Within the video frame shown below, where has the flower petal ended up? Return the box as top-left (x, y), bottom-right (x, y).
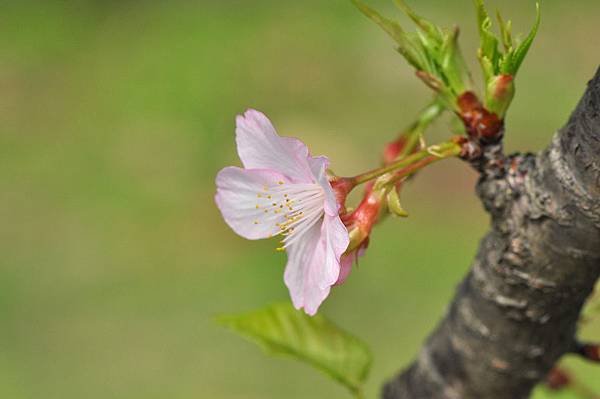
top-left (235, 109), bottom-right (313, 183)
top-left (335, 253), bottom-right (355, 286)
top-left (308, 155), bottom-right (339, 216)
top-left (284, 214), bottom-right (349, 315)
top-left (335, 239), bottom-right (368, 286)
top-left (215, 166), bottom-right (288, 240)
top-left (316, 214), bottom-right (349, 289)
top-left (283, 222), bottom-right (327, 315)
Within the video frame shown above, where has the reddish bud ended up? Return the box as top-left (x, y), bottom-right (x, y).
top-left (342, 183), bottom-right (384, 252)
top-left (478, 111), bottom-right (503, 140)
top-left (545, 367), bottom-right (571, 391)
top-left (486, 74), bottom-right (515, 118)
top-left (383, 137), bottom-right (408, 165)
top-left (457, 91), bottom-right (480, 113)
top-left (488, 74), bottom-right (514, 100)
top-left (457, 91), bottom-right (503, 141)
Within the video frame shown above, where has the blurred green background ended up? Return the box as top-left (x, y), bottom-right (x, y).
top-left (1, 0), bottom-right (599, 398)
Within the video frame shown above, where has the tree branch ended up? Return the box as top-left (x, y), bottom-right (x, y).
top-left (383, 68), bottom-right (600, 399)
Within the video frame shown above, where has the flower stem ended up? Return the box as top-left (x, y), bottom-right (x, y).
top-left (351, 140), bottom-right (461, 185)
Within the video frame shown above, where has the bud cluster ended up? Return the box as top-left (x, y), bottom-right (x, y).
top-left (354, 0), bottom-right (541, 163)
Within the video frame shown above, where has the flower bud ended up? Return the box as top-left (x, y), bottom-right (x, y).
top-left (383, 137), bottom-right (408, 165)
top-left (486, 74), bottom-right (515, 118)
top-left (342, 183), bottom-right (384, 252)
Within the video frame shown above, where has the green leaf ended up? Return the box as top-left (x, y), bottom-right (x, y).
top-left (503, 1), bottom-right (540, 75)
top-left (218, 302), bottom-right (373, 395)
top-left (474, 0), bottom-right (500, 78)
top-left (393, 0), bottom-right (444, 43)
top-left (440, 27), bottom-right (468, 94)
top-left (353, 0), bottom-right (471, 107)
top-left (496, 11), bottom-right (513, 52)
top-left (351, 0), bottom-right (424, 70)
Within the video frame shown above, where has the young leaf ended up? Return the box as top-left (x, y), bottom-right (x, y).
top-left (474, 0), bottom-right (500, 78)
top-left (351, 0), bottom-right (425, 70)
top-left (503, 2), bottom-right (540, 75)
top-left (218, 302), bottom-right (373, 396)
top-left (353, 0), bottom-right (470, 108)
top-left (496, 11), bottom-right (513, 52)
top-left (440, 27), bottom-right (468, 94)
top-left (393, 0), bottom-right (443, 43)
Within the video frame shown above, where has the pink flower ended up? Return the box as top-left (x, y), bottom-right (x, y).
top-left (215, 109), bottom-right (350, 315)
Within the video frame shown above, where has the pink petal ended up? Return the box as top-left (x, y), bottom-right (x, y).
top-left (335, 253), bottom-right (355, 286)
top-left (284, 214), bottom-right (349, 315)
top-left (235, 109), bottom-right (313, 183)
top-left (215, 166), bottom-right (288, 240)
top-left (308, 155), bottom-right (338, 216)
top-left (316, 215), bottom-right (349, 289)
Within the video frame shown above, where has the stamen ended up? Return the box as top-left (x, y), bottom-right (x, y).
top-left (254, 182), bottom-right (326, 252)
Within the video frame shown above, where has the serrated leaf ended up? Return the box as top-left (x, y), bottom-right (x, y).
top-left (496, 11), bottom-right (513, 51)
top-left (393, 0), bottom-right (444, 43)
top-left (351, 0), bottom-right (425, 70)
top-left (503, 1), bottom-right (540, 75)
top-left (474, 0), bottom-right (500, 77)
top-left (478, 52), bottom-right (495, 84)
top-left (353, 0), bottom-right (470, 105)
top-left (218, 302), bottom-right (373, 395)
top-left (440, 27), bottom-right (467, 94)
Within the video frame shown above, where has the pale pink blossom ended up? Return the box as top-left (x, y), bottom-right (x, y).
top-left (215, 109), bottom-right (349, 315)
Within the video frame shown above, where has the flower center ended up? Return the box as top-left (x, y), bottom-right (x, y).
top-left (255, 181), bottom-right (325, 251)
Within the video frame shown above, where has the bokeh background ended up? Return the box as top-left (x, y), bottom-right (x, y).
top-left (2, 0), bottom-right (599, 398)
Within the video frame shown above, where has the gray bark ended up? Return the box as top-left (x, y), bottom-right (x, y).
top-left (383, 68), bottom-right (600, 399)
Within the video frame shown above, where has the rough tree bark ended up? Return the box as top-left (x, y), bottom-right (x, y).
top-left (383, 69), bottom-right (600, 399)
